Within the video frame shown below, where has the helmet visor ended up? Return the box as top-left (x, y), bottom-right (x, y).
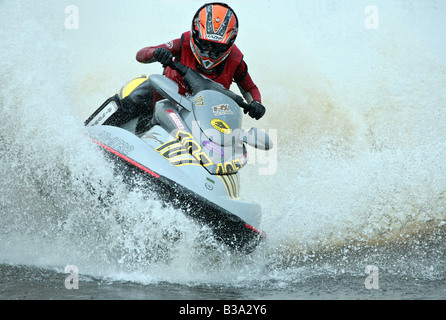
top-left (194, 37), bottom-right (231, 60)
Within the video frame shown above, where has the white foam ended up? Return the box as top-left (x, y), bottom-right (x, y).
top-left (0, 0), bottom-right (445, 284)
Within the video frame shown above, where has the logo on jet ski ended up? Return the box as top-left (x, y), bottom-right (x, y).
top-left (194, 95), bottom-right (204, 107)
top-left (90, 131), bottom-right (134, 156)
top-left (211, 119), bottom-right (231, 134)
top-left (166, 108), bottom-right (185, 130)
top-left (212, 104), bottom-right (233, 116)
top-left (203, 141), bottom-right (224, 156)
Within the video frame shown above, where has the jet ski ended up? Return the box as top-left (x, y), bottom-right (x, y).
top-left (84, 59), bottom-right (273, 253)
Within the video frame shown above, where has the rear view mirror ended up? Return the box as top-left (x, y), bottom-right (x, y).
top-left (240, 127), bottom-right (273, 150)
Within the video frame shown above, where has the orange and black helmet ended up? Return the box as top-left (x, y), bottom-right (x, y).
top-left (191, 2), bottom-right (239, 70)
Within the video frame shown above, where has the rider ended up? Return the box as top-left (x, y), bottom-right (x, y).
top-left (105, 2), bottom-right (266, 128)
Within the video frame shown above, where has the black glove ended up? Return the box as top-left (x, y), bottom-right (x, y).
top-left (153, 47), bottom-right (173, 67)
top-left (246, 101), bottom-right (266, 120)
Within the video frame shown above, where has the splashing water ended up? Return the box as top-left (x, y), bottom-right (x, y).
top-left (0, 0), bottom-right (445, 290)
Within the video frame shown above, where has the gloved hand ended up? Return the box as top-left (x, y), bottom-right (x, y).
top-left (245, 101), bottom-right (266, 120)
top-left (153, 47), bottom-right (173, 67)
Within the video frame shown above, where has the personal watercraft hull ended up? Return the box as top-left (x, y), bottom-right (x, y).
top-left (84, 63), bottom-right (272, 253)
top-left (87, 125), bottom-right (265, 253)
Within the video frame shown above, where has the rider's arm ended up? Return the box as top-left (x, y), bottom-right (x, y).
top-left (234, 60), bottom-right (262, 104)
top-left (136, 38), bottom-right (182, 64)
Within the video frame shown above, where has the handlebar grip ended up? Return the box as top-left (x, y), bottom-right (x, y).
top-left (241, 101), bottom-right (250, 112)
top-left (169, 60), bottom-right (188, 78)
top-left (233, 95), bottom-right (250, 113)
top-left (166, 59), bottom-right (250, 111)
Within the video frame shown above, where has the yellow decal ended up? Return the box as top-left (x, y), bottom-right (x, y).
top-left (176, 131), bottom-right (213, 167)
top-left (194, 95), bottom-right (204, 107)
top-left (215, 159), bottom-right (242, 175)
top-left (119, 75), bottom-right (150, 99)
top-left (156, 140), bottom-right (199, 166)
top-left (211, 119), bottom-right (231, 135)
top-left (219, 174), bottom-right (240, 200)
top-left (155, 131), bottom-right (213, 167)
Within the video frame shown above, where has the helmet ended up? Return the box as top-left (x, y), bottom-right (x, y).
top-left (191, 2), bottom-right (239, 70)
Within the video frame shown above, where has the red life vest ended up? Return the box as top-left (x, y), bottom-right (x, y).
top-left (165, 31), bottom-right (244, 95)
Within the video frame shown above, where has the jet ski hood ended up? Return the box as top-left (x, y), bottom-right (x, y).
top-left (192, 90), bottom-right (243, 147)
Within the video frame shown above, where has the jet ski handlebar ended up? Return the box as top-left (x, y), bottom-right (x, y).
top-left (166, 59), bottom-right (251, 113)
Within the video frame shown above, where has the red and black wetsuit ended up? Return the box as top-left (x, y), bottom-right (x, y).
top-left (136, 31), bottom-right (262, 105)
top-left (105, 31), bottom-right (262, 127)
